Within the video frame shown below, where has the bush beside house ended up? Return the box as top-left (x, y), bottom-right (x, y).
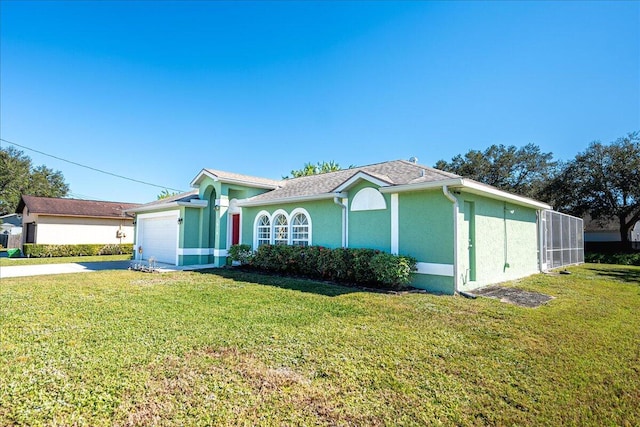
top-left (585, 252), bottom-right (640, 266)
top-left (23, 243), bottom-right (134, 258)
top-left (230, 244), bottom-right (417, 290)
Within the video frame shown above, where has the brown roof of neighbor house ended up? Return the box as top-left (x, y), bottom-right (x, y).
top-left (16, 195), bottom-right (141, 219)
top-left (244, 159), bottom-right (460, 202)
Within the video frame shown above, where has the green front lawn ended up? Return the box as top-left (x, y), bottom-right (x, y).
top-left (0, 254), bottom-right (132, 267)
top-left (1, 264), bottom-right (638, 426)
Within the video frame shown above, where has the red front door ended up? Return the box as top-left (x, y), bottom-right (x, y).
top-left (231, 214), bottom-right (240, 245)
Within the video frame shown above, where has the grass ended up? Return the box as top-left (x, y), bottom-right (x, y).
top-left (0, 254), bottom-right (132, 267)
top-left (0, 264), bottom-right (638, 426)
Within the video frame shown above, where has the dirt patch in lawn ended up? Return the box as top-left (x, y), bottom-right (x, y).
top-left (472, 286), bottom-right (554, 308)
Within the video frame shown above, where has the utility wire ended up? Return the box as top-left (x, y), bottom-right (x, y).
top-left (0, 138), bottom-right (186, 192)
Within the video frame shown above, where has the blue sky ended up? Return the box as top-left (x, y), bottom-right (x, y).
top-left (1, 1), bottom-right (638, 203)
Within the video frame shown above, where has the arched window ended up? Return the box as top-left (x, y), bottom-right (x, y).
top-left (351, 187), bottom-right (386, 211)
top-left (273, 214), bottom-right (288, 245)
top-left (291, 212), bottom-right (310, 246)
top-left (256, 214), bottom-right (271, 247)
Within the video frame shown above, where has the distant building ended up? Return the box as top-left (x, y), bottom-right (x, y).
top-left (583, 214), bottom-right (640, 251)
top-left (16, 195), bottom-right (140, 246)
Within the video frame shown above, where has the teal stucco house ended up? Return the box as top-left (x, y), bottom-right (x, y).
top-left (128, 159), bottom-right (577, 294)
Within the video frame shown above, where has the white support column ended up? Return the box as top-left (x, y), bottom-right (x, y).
top-left (391, 193), bottom-right (399, 254)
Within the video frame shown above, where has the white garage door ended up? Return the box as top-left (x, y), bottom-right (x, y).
top-left (139, 216), bottom-right (178, 265)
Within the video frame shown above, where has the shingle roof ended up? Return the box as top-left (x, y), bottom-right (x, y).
top-left (195, 169), bottom-right (282, 189)
top-left (132, 190), bottom-right (200, 209)
top-left (17, 195), bottom-right (140, 219)
top-left (245, 160), bottom-right (460, 202)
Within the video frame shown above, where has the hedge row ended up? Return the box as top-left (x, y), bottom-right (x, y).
top-left (231, 244), bottom-right (417, 290)
top-left (23, 243), bottom-right (134, 258)
top-left (585, 252), bottom-right (640, 266)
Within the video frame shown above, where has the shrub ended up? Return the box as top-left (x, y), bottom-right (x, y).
top-left (370, 253), bottom-right (417, 290)
top-left (228, 244), bottom-right (254, 265)
top-left (23, 243), bottom-right (134, 258)
top-left (249, 244), bottom-right (417, 290)
top-left (585, 252), bottom-right (640, 266)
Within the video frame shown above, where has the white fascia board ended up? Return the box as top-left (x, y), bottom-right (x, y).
top-left (379, 178), bottom-right (551, 210)
top-left (237, 192), bottom-right (348, 207)
top-left (190, 169), bottom-right (279, 190)
top-left (459, 180), bottom-right (552, 210)
top-left (379, 178), bottom-right (464, 194)
top-left (177, 200), bottom-right (208, 208)
top-left (127, 199), bottom-right (208, 214)
top-left (333, 172), bottom-right (391, 192)
top-left (127, 204), bottom-right (182, 214)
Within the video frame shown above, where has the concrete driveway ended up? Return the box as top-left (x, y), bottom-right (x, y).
top-left (0, 260), bottom-right (132, 279)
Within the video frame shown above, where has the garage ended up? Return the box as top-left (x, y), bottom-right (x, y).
top-left (137, 213), bottom-right (178, 265)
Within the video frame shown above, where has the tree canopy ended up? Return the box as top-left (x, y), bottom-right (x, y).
top-left (548, 132), bottom-right (640, 245)
top-left (285, 161), bottom-right (350, 179)
top-left (434, 143), bottom-right (558, 200)
top-left (0, 146), bottom-right (69, 215)
top-left (157, 189), bottom-right (179, 200)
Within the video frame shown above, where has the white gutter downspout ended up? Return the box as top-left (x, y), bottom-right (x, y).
top-left (537, 210), bottom-right (546, 273)
top-left (442, 186), bottom-right (459, 294)
top-left (334, 196), bottom-right (348, 247)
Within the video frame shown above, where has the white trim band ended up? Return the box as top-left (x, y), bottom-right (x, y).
top-left (177, 248), bottom-right (228, 257)
top-left (416, 262), bottom-right (454, 277)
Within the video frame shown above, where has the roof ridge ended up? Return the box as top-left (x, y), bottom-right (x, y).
top-left (204, 168), bottom-right (282, 183)
top-left (22, 195), bottom-right (140, 205)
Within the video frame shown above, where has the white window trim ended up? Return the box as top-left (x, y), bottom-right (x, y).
top-left (252, 208), bottom-right (313, 248)
top-left (253, 210), bottom-right (271, 249)
top-left (290, 207), bottom-right (312, 246)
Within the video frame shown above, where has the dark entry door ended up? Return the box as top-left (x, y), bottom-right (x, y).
top-left (231, 214), bottom-right (240, 245)
top-left (25, 222), bottom-right (36, 244)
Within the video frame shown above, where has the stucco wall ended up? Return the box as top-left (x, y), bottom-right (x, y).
top-left (29, 215), bottom-right (134, 245)
top-left (457, 193), bottom-right (539, 291)
top-left (348, 182), bottom-right (391, 251)
top-left (398, 190), bottom-right (454, 264)
top-left (241, 200), bottom-right (343, 249)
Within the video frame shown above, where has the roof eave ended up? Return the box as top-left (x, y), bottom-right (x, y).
top-left (237, 192), bottom-right (348, 207)
top-left (125, 199), bottom-right (208, 214)
top-left (28, 213), bottom-right (135, 220)
top-left (379, 178), bottom-right (551, 210)
top-left (457, 180), bottom-right (552, 210)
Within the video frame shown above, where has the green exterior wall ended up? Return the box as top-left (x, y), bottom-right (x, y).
top-left (398, 190), bottom-right (454, 264)
top-left (241, 199), bottom-right (343, 249)
top-left (456, 192), bottom-right (540, 292)
top-left (347, 181), bottom-right (391, 251)
top-left (181, 207), bottom-right (202, 248)
top-left (397, 189), bottom-right (456, 294)
top-left (410, 273), bottom-right (455, 295)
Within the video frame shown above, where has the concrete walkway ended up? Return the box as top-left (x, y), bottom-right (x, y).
top-left (0, 260), bottom-right (219, 279)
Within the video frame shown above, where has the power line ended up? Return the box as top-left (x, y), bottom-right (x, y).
top-left (0, 138), bottom-right (186, 192)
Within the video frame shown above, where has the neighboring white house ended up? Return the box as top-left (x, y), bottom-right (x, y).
top-left (0, 213), bottom-right (22, 235)
top-left (583, 214), bottom-right (640, 250)
top-left (16, 195), bottom-right (140, 246)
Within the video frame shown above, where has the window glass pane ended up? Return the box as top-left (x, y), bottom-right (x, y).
top-left (273, 214), bottom-right (288, 244)
top-left (256, 215), bottom-right (271, 246)
top-left (291, 213), bottom-right (310, 246)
